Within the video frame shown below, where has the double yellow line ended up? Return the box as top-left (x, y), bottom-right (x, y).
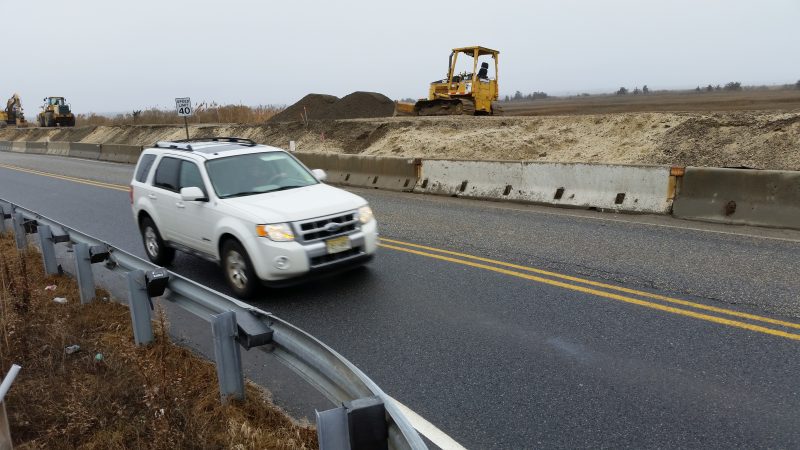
top-left (1, 161), bottom-right (797, 341)
top-left (0, 163), bottom-right (130, 192)
top-left (379, 238), bottom-right (800, 341)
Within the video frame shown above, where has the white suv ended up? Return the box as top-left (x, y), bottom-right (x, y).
top-left (130, 137), bottom-right (377, 298)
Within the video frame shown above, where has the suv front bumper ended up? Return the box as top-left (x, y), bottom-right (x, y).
top-left (248, 220), bottom-right (378, 282)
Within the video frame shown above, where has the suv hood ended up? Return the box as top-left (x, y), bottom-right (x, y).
top-left (222, 183), bottom-right (366, 223)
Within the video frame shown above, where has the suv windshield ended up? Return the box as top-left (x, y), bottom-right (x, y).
top-left (206, 151), bottom-right (318, 199)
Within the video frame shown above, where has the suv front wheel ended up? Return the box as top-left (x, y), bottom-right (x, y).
top-left (221, 240), bottom-right (258, 298)
top-left (140, 217), bottom-right (175, 266)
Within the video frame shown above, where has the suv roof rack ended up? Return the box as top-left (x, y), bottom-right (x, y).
top-left (152, 137), bottom-right (258, 151)
top-left (176, 137), bottom-right (257, 146)
top-left (153, 141), bottom-right (194, 150)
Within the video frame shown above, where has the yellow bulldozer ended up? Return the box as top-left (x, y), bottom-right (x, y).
top-left (38, 96), bottom-right (75, 127)
top-left (1, 93), bottom-right (27, 126)
top-left (397, 46), bottom-right (500, 116)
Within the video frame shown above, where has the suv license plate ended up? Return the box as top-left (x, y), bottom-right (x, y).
top-left (325, 236), bottom-right (351, 254)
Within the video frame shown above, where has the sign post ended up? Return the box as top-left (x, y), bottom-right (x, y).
top-left (175, 97), bottom-right (192, 140)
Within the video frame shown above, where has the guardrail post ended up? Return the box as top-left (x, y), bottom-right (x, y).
top-left (12, 212), bottom-right (26, 251)
top-left (37, 224), bottom-right (60, 275)
top-left (0, 205), bottom-right (6, 236)
top-left (74, 243), bottom-right (96, 304)
top-left (316, 407), bottom-right (349, 450)
top-left (0, 364), bottom-right (21, 450)
top-left (0, 400), bottom-right (10, 450)
top-left (126, 270), bottom-right (154, 345)
top-left (317, 396), bottom-right (389, 450)
top-left (211, 311), bottom-right (245, 403)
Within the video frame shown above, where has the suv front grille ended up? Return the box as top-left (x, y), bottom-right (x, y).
top-left (296, 212), bottom-right (358, 243)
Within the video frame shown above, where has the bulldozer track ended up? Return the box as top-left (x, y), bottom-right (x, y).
top-left (416, 98), bottom-right (476, 116)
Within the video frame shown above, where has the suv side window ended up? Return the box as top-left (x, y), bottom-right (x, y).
top-left (179, 161), bottom-right (206, 195)
top-left (153, 157), bottom-right (181, 191)
top-left (135, 154), bottom-right (157, 183)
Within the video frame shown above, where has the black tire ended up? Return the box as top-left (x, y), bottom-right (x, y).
top-left (140, 217), bottom-right (175, 266)
top-left (45, 113), bottom-right (54, 127)
top-left (221, 239), bottom-right (258, 299)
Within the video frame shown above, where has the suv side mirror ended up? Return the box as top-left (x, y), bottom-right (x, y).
top-left (180, 186), bottom-right (207, 201)
top-left (312, 169), bottom-right (327, 182)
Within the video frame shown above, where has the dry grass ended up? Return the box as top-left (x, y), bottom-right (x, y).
top-left (0, 235), bottom-right (317, 449)
top-left (77, 102), bottom-right (285, 127)
top-left (500, 88), bottom-right (800, 116)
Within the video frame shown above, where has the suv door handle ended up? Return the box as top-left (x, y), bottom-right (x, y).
top-left (147, 194), bottom-right (157, 199)
top-left (175, 202), bottom-right (185, 208)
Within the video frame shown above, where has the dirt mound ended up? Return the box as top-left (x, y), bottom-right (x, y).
top-left (270, 91), bottom-right (395, 122)
top-left (270, 93), bottom-right (339, 123)
top-left (321, 91), bottom-right (395, 120)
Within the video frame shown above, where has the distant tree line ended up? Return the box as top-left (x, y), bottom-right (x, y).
top-left (616, 85), bottom-right (650, 95)
top-left (502, 91), bottom-right (550, 102)
top-left (691, 81), bottom-right (743, 93)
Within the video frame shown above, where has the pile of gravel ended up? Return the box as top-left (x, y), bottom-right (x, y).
top-left (269, 93), bottom-right (339, 123)
top-left (270, 91), bottom-right (394, 122)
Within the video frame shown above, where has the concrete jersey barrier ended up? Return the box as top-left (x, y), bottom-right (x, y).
top-left (68, 142), bottom-right (102, 160)
top-left (99, 144), bottom-right (143, 164)
top-left (25, 141), bottom-right (48, 155)
top-left (10, 141), bottom-right (26, 153)
top-left (294, 152), bottom-right (419, 191)
top-left (47, 141), bottom-right (71, 156)
top-left (673, 167), bottom-right (800, 230)
top-left (5, 139), bottom-right (798, 230)
top-left (416, 159), bottom-right (675, 214)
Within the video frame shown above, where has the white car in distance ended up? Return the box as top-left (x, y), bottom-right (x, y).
top-left (130, 137), bottom-right (377, 298)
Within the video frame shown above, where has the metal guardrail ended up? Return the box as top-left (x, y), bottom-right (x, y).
top-left (0, 198), bottom-right (426, 450)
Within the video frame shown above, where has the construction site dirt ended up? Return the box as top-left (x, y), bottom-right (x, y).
top-left (2, 109), bottom-right (799, 171)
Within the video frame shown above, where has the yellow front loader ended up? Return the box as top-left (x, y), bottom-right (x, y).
top-left (38, 96), bottom-right (75, 127)
top-left (399, 46), bottom-right (500, 116)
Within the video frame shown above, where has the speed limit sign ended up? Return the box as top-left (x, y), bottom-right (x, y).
top-left (175, 97), bottom-right (192, 116)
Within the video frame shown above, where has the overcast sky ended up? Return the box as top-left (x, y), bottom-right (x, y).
top-left (5, 0), bottom-right (799, 114)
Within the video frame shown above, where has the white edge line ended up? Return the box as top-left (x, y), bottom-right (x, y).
top-left (386, 395), bottom-right (467, 450)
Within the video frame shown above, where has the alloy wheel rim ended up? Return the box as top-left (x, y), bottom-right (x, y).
top-left (144, 228), bottom-right (159, 257)
top-left (226, 251), bottom-right (248, 290)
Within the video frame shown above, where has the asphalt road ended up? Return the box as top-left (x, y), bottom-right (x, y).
top-left (1, 152), bottom-right (799, 449)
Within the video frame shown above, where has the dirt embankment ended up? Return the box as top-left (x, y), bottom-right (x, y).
top-left (1, 111), bottom-right (799, 170)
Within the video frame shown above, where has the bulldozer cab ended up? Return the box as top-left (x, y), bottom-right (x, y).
top-left (446, 46), bottom-right (499, 86)
top-left (416, 46), bottom-right (499, 115)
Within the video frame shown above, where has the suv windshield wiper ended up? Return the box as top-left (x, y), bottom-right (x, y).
top-left (224, 190), bottom-right (265, 198)
top-left (264, 185), bottom-right (305, 193)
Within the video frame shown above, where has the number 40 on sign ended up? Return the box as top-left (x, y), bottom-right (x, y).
top-left (175, 97), bottom-right (192, 116)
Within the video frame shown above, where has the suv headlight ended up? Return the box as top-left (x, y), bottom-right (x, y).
top-left (256, 223), bottom-right (295, 242)
top-left (358, 205), bottom-right (374, 224)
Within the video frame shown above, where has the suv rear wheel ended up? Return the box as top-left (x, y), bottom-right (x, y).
top-left (222, 240), bottom-right (258, 298)
top-left (140, 217), bottom-right (175, 266)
